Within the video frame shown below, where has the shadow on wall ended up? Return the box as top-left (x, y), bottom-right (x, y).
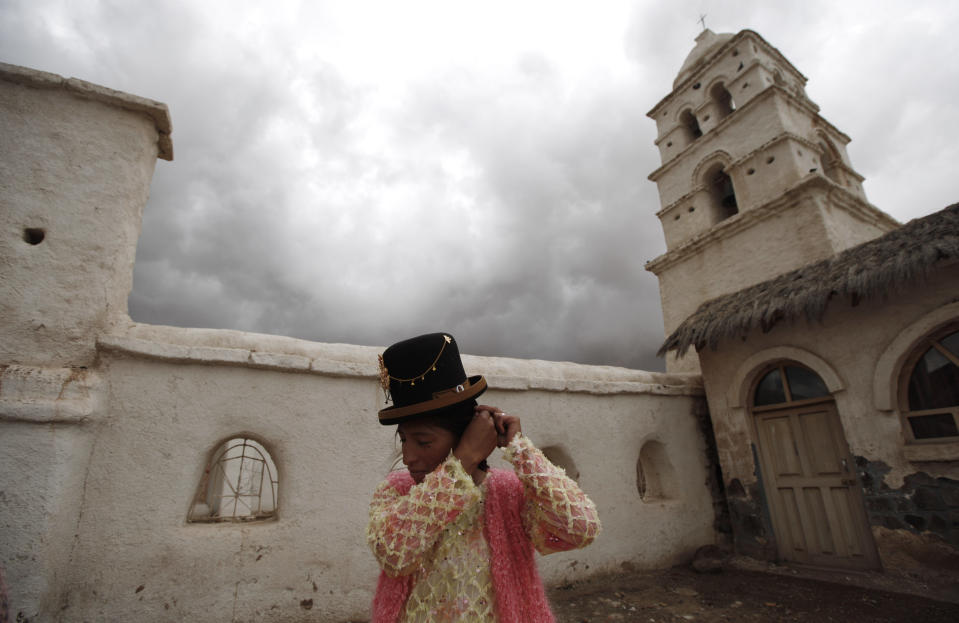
top-left (541, 445), bottom-right (580, 481)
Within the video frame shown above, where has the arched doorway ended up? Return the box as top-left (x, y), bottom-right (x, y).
top-left (750, 362), bottom-right (879, 569)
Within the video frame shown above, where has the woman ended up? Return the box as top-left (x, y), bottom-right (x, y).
top-left (367, 332), bottom-right (601, 622)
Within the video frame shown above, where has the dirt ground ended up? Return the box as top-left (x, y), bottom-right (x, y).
top-left (546, 558), bottom-right (959, 623)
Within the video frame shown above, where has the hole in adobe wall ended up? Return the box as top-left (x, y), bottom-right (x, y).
top-left (667, 141), bottom-right (673, 147)
top-left (766, 156), bottom-right (775, 164)
top-left (797, 149), bottom-right (803, 157)
top-left (674, 214), bottom-right (681, 220)
top-left (738, 62), bottom-right (744, 71)
top-left (23, 228), bottom-right (45, 245)
top-left (703, 114), bottom-right (710, 122)
top-left (732, 49), bottom-right (739, 57)
top-left (742, 82), bottom-right (749, 89)
top-left (693, 82), bottom-right (701, 90)
top-left (688, 206), bottom-right (695, 213)
top-left (747, 168), bottom-right (756, 175)
top-left (637, 440), bottom-right (676, 501)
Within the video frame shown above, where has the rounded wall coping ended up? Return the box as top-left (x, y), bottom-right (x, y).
top-left (0, 61), bottom-right (173, 160)
top-left (872, 301), bottom-right (959, 411)
top-left (727, 345), bottom-right (844, 408)
top-left (97, 323), bottom-right (705, 397)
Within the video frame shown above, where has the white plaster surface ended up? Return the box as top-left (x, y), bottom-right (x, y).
top-left (0, 63), bottom-right (170, 368)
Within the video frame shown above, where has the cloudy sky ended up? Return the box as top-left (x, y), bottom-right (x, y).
top-left (2, 1), bottom-right (957, 370)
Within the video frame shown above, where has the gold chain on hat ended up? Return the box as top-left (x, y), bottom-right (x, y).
top-left (378, 335), bottom-right (452, 404)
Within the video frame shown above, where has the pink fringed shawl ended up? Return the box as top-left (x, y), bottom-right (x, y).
top-left (370, 468), bottom-right (555, 623)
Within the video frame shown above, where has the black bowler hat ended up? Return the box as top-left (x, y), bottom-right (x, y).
top-left (377, 332), bottom-right (487, 425)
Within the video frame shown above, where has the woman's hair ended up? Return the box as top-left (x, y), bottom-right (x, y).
top-left (419, 399), bottom-right (477, 438)
top-left (393, 399), bottom-right (489, 471)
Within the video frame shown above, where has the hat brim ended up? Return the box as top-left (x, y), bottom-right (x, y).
top-left (378, 375), bottom-right (487, 425)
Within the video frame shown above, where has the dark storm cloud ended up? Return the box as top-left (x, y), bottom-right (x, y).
top-left (377, 57), bottom-right (667, 367)
top-left (4, 1), bottom-right (957, 373)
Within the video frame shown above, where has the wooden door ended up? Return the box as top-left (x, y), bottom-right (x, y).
top-left (754, 401), bottom-right (880, 570)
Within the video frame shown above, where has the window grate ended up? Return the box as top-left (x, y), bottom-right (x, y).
top-left (188, 437), bottom-right (279, 523)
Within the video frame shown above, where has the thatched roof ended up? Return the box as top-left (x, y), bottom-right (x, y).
top-left (659, 203), bottom-right (959, 356)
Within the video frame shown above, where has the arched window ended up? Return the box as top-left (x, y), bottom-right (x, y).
top-left (680, 109), bottom-right (702, 142)
top-left (818, 139), bottom-right (842, 184)
top-left (753, 363), bottom-right (829, 407)
top-left (704, 164), bottom-right (738, 222)
top-left (710, 82), bottom-right (735, 120)
top-left (188, 437), bottom-right (279, 523)
top-left (900, 326), bottom-right (959, 441)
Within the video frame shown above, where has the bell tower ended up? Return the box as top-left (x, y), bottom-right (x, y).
top-left (645, 29), bottom-right (898, 373)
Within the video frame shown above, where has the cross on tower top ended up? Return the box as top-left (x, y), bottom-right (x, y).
top-left (698, 14), bottom-right (707, 31)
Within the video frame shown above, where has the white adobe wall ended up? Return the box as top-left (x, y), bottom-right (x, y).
top-left (0, 62), bottom-right (171, 368)
top-left (40, 325), bottom-right (709, 623)
top-left (0, 65), bottom-right (717, 622)
top-left (0, 62), bottom-right (172, 621)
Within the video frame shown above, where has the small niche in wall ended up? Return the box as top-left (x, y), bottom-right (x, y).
top-left (636, 440), bottom-right (676, 501)
top-left (541, 444), bottom-right (580, 481)
top-left (188, 436), bottom-right (279, 523)
top-left (23, 228), bottom-right (45, 245)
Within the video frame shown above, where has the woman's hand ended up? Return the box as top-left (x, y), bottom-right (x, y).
top-left (453, 408), bottom-right (499, 484)
top-left (476, 404), bottom-right (522, 447)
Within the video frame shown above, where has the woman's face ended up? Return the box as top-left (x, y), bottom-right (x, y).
top-left (397, 419), bottom-right (457, 484)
